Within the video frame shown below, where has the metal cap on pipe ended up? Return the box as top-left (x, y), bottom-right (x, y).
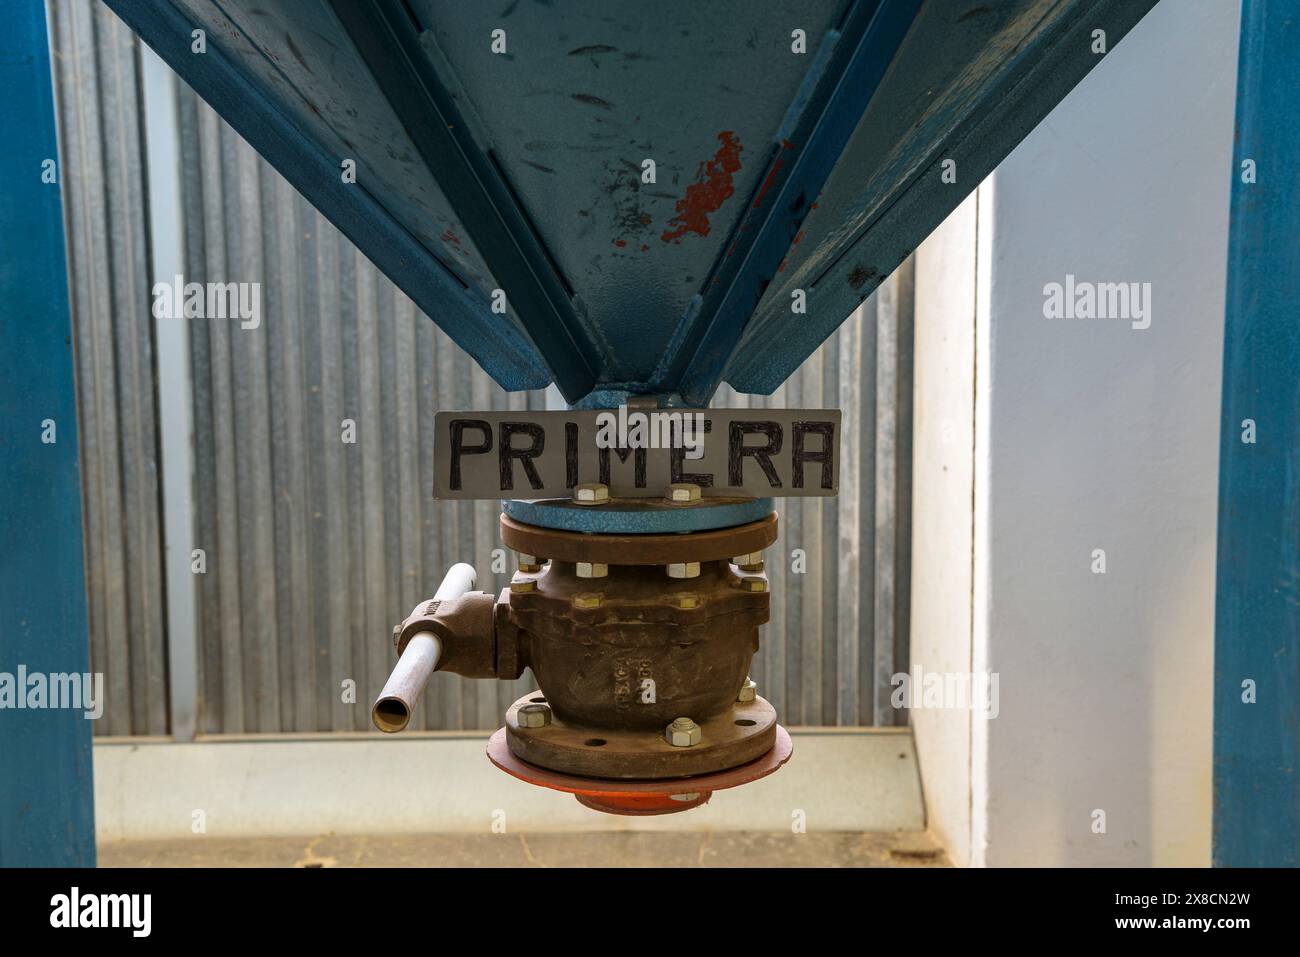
top-left (371, 563), bottom-right (477, 733)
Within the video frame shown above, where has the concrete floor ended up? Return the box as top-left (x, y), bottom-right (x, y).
top-left (98, 830), bottom-right (950, 867)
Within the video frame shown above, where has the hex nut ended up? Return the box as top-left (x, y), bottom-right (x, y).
top-left (676, 594), bottom-right (700, 610)
top-left (738, 576), bottom-right (768, 593)
top-left (573, 594), bottom-right (602, 609)
top-left (518, 703), bottom-right (551, 728)
top-left (667, 483), bottom-right (702, 503)
top-left (733, 551), bottom-right (765, 572)
top-left (665, 716), bottom-right (702, 747)
top-left (667, 561), bottom-right (701, 579)
top-left (572, 482), bottom-right (610, 506)
top-left (737, 677), bottom-right (757, 703)
top-left (510, 578), bottom-right (537, 594)
top-left (577, 561), bottom-right (609, 579)
top-left (518, 552), bottom-right (543, 573)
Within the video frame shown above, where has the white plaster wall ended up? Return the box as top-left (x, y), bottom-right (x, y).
top-left (910, 192), bottom-right (978, 866)
top-left (911, 0), bottom-right (1238, 866)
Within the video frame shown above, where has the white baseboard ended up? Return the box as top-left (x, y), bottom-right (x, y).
top-left (93, 728), bottom-right (925, 840)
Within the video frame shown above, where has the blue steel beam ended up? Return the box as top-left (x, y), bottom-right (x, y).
top-left (326, 0), bottom-right (600, 402)
top-left (1213, 0), bottom-right (1300, 867)
top-left (650, 0), bottom-right (920, 403)
top-left (0, 0), bottom-right (96, 867)
top-left (104, 0), bottom-right (1159, 405)
top-left (399, 0), bottom-right (851, 390)
top-left (721, 0), bottom-right (1159, 399)
top-left (103, 0), bottom-right (554, 394)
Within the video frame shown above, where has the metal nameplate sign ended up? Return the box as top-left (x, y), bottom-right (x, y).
top-left (434, 408), bottom-right (841, 500)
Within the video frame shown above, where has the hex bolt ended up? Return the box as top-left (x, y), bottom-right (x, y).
top-left (667, 561), bottom-right (701, 579)
top-left (667, 483), bottom-right (702, 503)
top-left (518, 552), bottom-right (543, 573)
top-left (518, 703), bottom-right (551, 728)
top-left (577, 561), bottom-right (609, 579)
top-left (733, 551), bottom-right (764, 572)
top-left (510, 578), bottom-right (537, 594)
top-left (738, 576), bottom-right (768, 593)
top-left (665, 716), bottom-right (702, 747)
top-left (574, 594), bottom-right (602, 609)
top-left (676, 594), bottom-right (700, 610)
top-left (737, 677), bottom-right (757, 703)
top-left (572, 482), bottom-right (610, 506)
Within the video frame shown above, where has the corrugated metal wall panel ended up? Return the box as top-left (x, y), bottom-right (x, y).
top-left (56, 17), bottom-right (912, 732)
top-left (713, 272), bottom-right (911, 727)
top-left (50, 0), bottom-right (168, 736)
top-left (175, 85), bottom-right (552, 732)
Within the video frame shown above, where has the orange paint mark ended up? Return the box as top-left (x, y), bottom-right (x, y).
top-left (613, 239), bottom-right (627, 248)
top-left (660, 131), bottom-right (743, 243)
top-left (752, 139), bottom-right (794, 210)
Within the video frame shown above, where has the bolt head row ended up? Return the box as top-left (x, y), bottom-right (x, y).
top-left (665, 716), bottom-right (702, 747)
top-left (518, 703), bottom-right (551, 728)
top-left (572, 482), bottom-right (610, 506)
top-left (667, 561), bottom-right (701, 579)
top-left (668, 483), bottom-right (702, 503)
top-left (737, 677), bottom-right (757, 703)
top-left (571, 482), bottom-right (712, 506)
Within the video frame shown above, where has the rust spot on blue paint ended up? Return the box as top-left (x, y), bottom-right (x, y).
top-left (753, 139), bottom-right (794, 209)
top-left (661, 131), bottom-right (743, 243)
top-left (848, 264), bottom-right (878, 289)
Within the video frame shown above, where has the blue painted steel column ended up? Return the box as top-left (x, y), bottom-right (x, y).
top-left (1213, 0), bottom-right (1300, 867)
top-left (0, 0), bottom-right (96, 866)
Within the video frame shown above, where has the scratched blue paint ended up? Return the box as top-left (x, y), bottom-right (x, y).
top-left (106, 0), bottom-right (1153, 405)
top-left (0, 0), bottom-right (96, 867)
top-left (1212, 0), bottom-right (1300, 868)
top-left (414, 0), bottom-right (847, 388)
top-left (504, 497), bottom-right (773, 534)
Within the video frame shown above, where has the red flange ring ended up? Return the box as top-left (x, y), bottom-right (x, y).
top-left (487, 725), bottom-right (793, 816)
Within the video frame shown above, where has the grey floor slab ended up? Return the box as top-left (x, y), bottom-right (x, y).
top-left (98, 830), bottom-right (950, 868)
